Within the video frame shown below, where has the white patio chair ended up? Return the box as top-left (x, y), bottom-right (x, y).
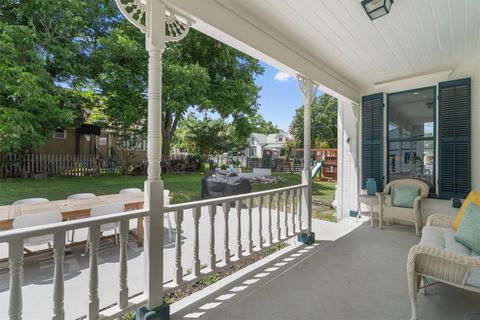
top-left (67, 193), bottom-right (96, 200)
top-left (13, 211), bottom-right (63, 251)
top-left (85, 203), bottom-right (124, 254)
top-left (119, 188), bottom-right (142, 194)
top-left (119, 188), bottom-right (172, 242)
top-left (67, 193), bottom-right (97, 243)
top-left (376, 179), bottom-right (429, 236)
top-left (13, 198), bottom-right (49, 205)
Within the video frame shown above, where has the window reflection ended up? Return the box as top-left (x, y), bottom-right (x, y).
top-left (387, 87), bottom-right (436, 193)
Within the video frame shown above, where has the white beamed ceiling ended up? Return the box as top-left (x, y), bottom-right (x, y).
top-left (169, 0), bottom-right (480, 99)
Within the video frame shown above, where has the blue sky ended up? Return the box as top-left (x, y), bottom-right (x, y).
top-left (254, 62), bottom-right (323, 131)
top-left (254, 62), bottom-right (302, 131)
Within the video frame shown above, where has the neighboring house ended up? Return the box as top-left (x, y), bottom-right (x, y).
top-left (246, 130), bottom-right (291, 159)
top-left (36, 126), bottom-right (147, 161)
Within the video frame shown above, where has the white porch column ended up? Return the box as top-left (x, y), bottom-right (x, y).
top-left (143, 0), bottom-right (166, 311)
top-left (298, 77), bottom-right (317, 234)
top-left (114, 1), bottom-right (191, 316)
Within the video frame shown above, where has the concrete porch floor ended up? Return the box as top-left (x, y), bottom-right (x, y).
top-left (0, 206), bottom-right (365, 319)
top-left (172, 223), bottom-right (480, 320)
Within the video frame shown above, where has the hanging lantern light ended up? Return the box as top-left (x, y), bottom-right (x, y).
top-left (361, 0), bottom-right (393, 21)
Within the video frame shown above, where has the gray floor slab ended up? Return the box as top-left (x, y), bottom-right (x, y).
top-left (0, 205), bottom-right (315, 319)
top-left (173, 223), bottom-right (480, 320)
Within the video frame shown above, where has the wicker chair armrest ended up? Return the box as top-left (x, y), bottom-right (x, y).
top-left (426, 214), bottom-right (456, 228)
top-left (375, 192), bottom-right (385, 203)
top-left (409, 244), bottom-right (480, 268)
top-left (413, 196), bottom-right (423, 210)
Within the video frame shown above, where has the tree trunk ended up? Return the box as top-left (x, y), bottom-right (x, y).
top-left (162, 111), bottom-right (180, 159)
top-left (162, 132), bottom-right (172, 159)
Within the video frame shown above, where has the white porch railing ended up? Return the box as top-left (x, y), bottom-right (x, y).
top-left (0, 184), bottom-right (306, 320)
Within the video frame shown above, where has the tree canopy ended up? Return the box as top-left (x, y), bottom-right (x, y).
top-left (0, 0), bottom-right (266, 157)
top-left (289, 94), bottom-right (338, 148)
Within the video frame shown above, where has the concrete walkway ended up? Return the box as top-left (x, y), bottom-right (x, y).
top-left (173, 223), bottom-right (480, 320)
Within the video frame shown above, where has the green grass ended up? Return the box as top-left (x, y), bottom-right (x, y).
top-left (312, 179), bottom-right (337, 222)
top-left (0, 172), bottom-right (301, 205)
top-left (0, 173), bottom-right (336, 221)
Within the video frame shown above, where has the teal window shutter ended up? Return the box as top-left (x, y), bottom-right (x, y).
top-left (438, 78), bottom-right (471, 199)
top-left (362, 93), bottom-right (384, 191)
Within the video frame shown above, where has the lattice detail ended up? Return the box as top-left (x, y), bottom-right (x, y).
top-left (115, 0), bottom-right (147, 32)
top-left (115, 1), bottom-right (191, 41)
top-left (165, 9), bottom-right (191, 42)
top-left (297, 75), bottom-right (318, 99)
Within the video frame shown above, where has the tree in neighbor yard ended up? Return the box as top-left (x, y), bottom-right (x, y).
top-left (176, 114), bottom-right (251, 155)
top-left (91, 21), bottom-right (263, 158)
top-left (249, 114), bottom-right (280, 134)
top-left (0, 0), bottom-right (119, 153)
top-left (160, 30), bottom-right (264, 157)
top-left (0, 22), bottom-right (74, 153)
top-left (289, 94), bottom-right (338, 149)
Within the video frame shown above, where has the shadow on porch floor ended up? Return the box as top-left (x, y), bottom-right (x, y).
top-left (172, 223), bottom-right (480, 320)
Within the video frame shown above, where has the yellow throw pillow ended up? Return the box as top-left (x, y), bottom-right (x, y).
top-left (454, 190), bottom-right (480, 231)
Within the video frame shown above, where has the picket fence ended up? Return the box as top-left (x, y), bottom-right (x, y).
top-left (0, 154), bottom-right (125, 178)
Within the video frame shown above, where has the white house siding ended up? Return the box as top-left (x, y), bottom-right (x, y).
top-left (359, 58), bottom-right (480, 220)
top-left (336, 99), bottom-right (359, 220)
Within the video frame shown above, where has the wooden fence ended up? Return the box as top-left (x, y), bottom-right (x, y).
top-left (0, 153), bottom-right (246, 178)
top-left (0, 154), bottom-right (126, 178)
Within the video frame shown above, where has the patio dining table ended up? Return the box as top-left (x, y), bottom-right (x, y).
top-left (0, 192), bottom-right (146, 246)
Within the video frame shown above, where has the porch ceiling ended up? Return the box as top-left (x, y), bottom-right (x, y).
top-left (167, 0), bottom-right (480, 99)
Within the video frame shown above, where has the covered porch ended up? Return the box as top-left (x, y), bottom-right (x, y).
top-left (2, 0), bottom-right (480, 319)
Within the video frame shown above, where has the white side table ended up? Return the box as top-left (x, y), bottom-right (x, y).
top-left (358, 194), bottom-right (379, 227)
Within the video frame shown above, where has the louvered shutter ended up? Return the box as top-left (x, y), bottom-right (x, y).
top-left (361, 93), bottom-right (384, 191)
top-left (438, 78), bottom-right (471, 199)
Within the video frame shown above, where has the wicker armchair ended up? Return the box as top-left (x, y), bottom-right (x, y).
top-left (376, 179), bottom-right (429, 236)
top-left (407, 214), bottom-right (480, 320)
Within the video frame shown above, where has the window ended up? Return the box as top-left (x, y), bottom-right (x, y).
top-left (250, 137), bottom-right (255, 144)
top-left (53, 130), bottom-right (66, 139)
top-left (387, 87), bottom-right (435, 192)
top-left (249, 147), bottom-right (256, 157)
top-left (278, 136), bottom-right (283, 142)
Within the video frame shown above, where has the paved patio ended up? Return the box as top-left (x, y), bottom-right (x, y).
top-left (172, 223), bottom-right (480, 320)
top-left (0, 206), bottom-right (365, 319)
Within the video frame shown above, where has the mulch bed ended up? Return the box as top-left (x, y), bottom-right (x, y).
top-left (163, 242), bottom-right (288, 304)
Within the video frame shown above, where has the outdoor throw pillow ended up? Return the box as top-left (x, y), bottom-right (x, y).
top-left (453, 190), bottom-right (480, 231)
top-left (455, 201), bottom-right (480, 254)
top-left (392, 187), bottom-right (419, 208)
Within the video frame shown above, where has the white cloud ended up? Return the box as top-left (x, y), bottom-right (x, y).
top-left (273, 71), bottom-right (292, 82)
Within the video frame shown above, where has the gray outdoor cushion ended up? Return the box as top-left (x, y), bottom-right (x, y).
top-left (421, 226), bottom-right (480, 288)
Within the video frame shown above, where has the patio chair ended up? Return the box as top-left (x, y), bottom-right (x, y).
top-left (13, 198), bottom-right (49, 205)
top-left (376, 179), bottom-right (429, 236)
top-left (67, 193), bottom-right (97, 243)
top-left (67, 193), bottom-right (96, 200)
top-left (407, 214), bottom-right (480, 320)
top-left (119, 188), bottom-right (142, 194)
top-left (13, 211), bottom-right (63, 251)
top-left (119, 188), bottom-right (172, 241)
top-left (85, 203), bottom-right (124, 254)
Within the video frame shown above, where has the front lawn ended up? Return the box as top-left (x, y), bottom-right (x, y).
top-left (0, 173), bottom-right (336, 220)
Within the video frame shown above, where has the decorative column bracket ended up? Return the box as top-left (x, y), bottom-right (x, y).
top-left (114, 0), bottom-right (192, 42)
top-left (297, 75), bottom-right (317, 245)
